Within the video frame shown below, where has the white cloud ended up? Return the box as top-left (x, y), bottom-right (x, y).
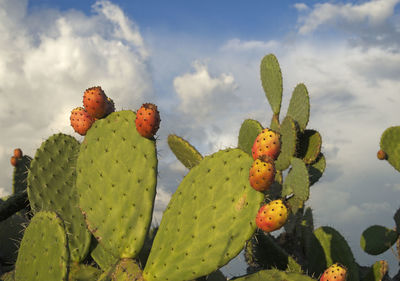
top-left (297, 0), bottom-right (400, 34)
top-left (152, 186), bottom-right (171, 226)
top-left (0, 0), bottom-right (153, 195)
top-left (221, 38), bottom-right (279, 52)
top-left (173, 61), bottom-right (238, 122)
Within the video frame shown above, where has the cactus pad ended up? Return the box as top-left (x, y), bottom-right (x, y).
top-left (143, 149), bottom-right (264, 281)
top-left (260, 54), bottom-right (283, 115)
top-left (111, 259), bottom-right (143, 281)
top-left (13, 155), bottom-right (32, 194)
top-left (360, 225), bottom-right (399, 255)
top-left (76, 110), bottom-right (157, 259)
top-left (168, 134), bottom-right (203, 169)
top-left (27, 133), bottom-right (91, 262)
top-left (15, 211), bottom-right (69, 281)
top-left (380, 126), bottom-right (400, 172)
top-left (274, 116), bottom-right (297, 171)
top-left (314, 226), bottom-right (359, 281)
top-left (297, 130), bottom-right (322, 164)
top-left (238, 119), bottom-right (263, 156)
top-left (286, 83), bottom-right (310, 132)
top-left (308, 153), bottom-right (326, 186)
top-left (282, 158), bottom-right (310, 214)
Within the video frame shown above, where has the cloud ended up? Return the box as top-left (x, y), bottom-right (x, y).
top-left (0, 0), bottom-right (153, 194)
top-left (151, 186), bottom-right (172, 226)
top-left (296, 0), bottom-right (400, 35)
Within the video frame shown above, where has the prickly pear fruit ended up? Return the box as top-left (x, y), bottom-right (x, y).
top-left (252, 128), bottom-right (281, 160)
top-left (249, 156), bottom-right (275, 191)
top-left (377, 149), bottom-right (387, 160)
top-left (70, 107), bottom-right (95, 136)
top-left (10, 156), bottom-right (18, 167)
top-left (13, 148), bottom-right (23, 159)
top-left (135, 103), bottom-right (161, 138)
top-left (320, 263), bottom-right (347, 281)
top-left (83, 86), bottom-right (108, 119)
top-left (256, 199), bottom-right (288, 232)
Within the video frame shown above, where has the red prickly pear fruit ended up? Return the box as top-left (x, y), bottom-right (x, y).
top-left (256, 199), bottom-right (288, 232)
top-left (320, 263), bottom-right (347, 281)
top-left (249, 156), bottom-right (276, 192)
top-left (10, 156), bottom-right (18, 167)
top-left (135, 103), bottom-right (161, 139)
top-left (377, 149), bottom-right (387, 160)
top-left (83, 86), bottom-right (108, 119)
top-left (13, 148), bottom-right (23, 159)
top-left (70, 107), bottom-right (95, 136)
top-left (252, 128), bottom-right (281, 161)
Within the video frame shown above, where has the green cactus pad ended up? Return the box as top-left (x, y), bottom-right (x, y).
top-left (301, 207), bottom-right (314, 230)
top-left (360, 225), bottom-right (399, 255)
top-left (360, 260), bottom-right (389, 281)
top-left (15, 211), bottom-right (69, 281)
top-left (111, 259), bottom-right (143, 281)
top-left (195, 270), bottom-right (226, 281)
top-left (380, 126), bottom-right (400, 172)
top-left (275, 116), bottom-right (298, 171)
top-left (270, 114), bottom-right (280, 133)
top-left (282, 158), bottom-right (310, 214)
top-left (76, 110), bottom-right (157, 259)
top-left (286, 83), bottom-right (310, 132)
top-left (297, 130), bottom-right (322, 164)
top-left (68, 263), bottom-right (102, 281)
top-left (238, 119), bottom-right (263, 156)
top-left (168, 134), bottom-right (203, 169)
top-left (301, 226), bottom-right (327, 277)
top-left (0, 213), bottom-right (27, 265)
top-left (13, 155), bottom-right (32, 194)
top-left (143, 149), bottom-right (264, 281)
top-left (314, 226), bottom-right (359, 281)
top-left (260, 54), bottom-right (283, 115)
top-left (97, 267), bottom-right (113, 281)
top-left (90, 239), bottom-right (119, 271)
top-left (27, 133), bottom-right (91, 262)
top-left (394, 208), bottom-right (400, 234)
top-left (230, 269), bottom-right (315, 281)
top-left (308, 153), bottom-right (326, 186)
top-left (0, 190), bottom-right (28, 222)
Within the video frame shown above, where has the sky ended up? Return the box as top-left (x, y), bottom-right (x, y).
top-left (1, 0), bottom-right (400, 278)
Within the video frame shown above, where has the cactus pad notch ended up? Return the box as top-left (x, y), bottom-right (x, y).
top-left (76, 110), bottom-right (157, 259)
top-left (143, 148), bottom-right (264, 281)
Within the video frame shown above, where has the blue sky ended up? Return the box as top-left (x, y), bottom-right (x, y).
top-left (1, 0), bottom-right (400, 278)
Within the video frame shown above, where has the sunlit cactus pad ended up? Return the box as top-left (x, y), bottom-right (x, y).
top-left (27, 133), bottom-right (91, 262)
top-left (143, 148), bottom-right (264, 281)
top-left (168, 134), bottom-right (203, 169)
top-left (76, 110), bottom-right (157, 259)
top-left (15, 211), bottom-right (69, 281)
top-left (380, 126), bottom-right (400, 172)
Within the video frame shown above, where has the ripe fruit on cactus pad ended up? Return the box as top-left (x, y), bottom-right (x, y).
top-left (135, 103), bottom-right (161, 138)
top-left (13, 148), bottom-right (23, 159)
top-left (377, 149), bottom-right (387, 160)
top-left (83, 86), bottom-right (108, 119)
top-left (252, 128), bottom-right (281, 160)
top-left (10, 156), bottom-right (18, 167)
top-left (249, 156), bottom-right (275, 191)
top-left (320, 263), bottom-right (347, 281)
top-left (256, 199), bottom-right (288, 232)
top-left (70, 107), bottom-right (95, 136)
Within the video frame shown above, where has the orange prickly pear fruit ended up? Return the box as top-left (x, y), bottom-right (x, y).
top-left (252, 128), bottom-right (281, 160)
top-left (13, 148), bottom-right (23, 159)
top-left (70, 107), bottom-right (95, 136)
top-left (135, 103), bottom-right (161, 139)
top-left (83, 86), bottom-right (109, 119)
top-left (10, 156), bottom-right (18, 167)
top-left (256, 199), bottom-right (288, 232)
top-left (377, 149), bottom-right (387, 160)
top-left (320, 263), bottom-right (347, 281)
top-left (249, 155), bottom-right (276, 191)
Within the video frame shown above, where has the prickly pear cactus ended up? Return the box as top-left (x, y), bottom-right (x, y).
top-left (76, 110), bottom-right (157, 259)
top-left (143, 149), bottom-right (264, 281)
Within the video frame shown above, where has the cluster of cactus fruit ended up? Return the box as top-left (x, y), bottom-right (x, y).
top-left (0, 53), bottom-right (399, 280)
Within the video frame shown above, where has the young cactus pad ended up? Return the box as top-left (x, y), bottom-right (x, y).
top-left (143, 149), bottom-right (264, 281)
top-left (27, 133), bottom-right (91, 262)
top-left (14, 211), bottom-right (69, 281)
top-left (76, 110), bottom-right (157, 259)
top-left (168, 134), bottom-right (203, 169)
top-left (260, 54), bottom-right (283, 115)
